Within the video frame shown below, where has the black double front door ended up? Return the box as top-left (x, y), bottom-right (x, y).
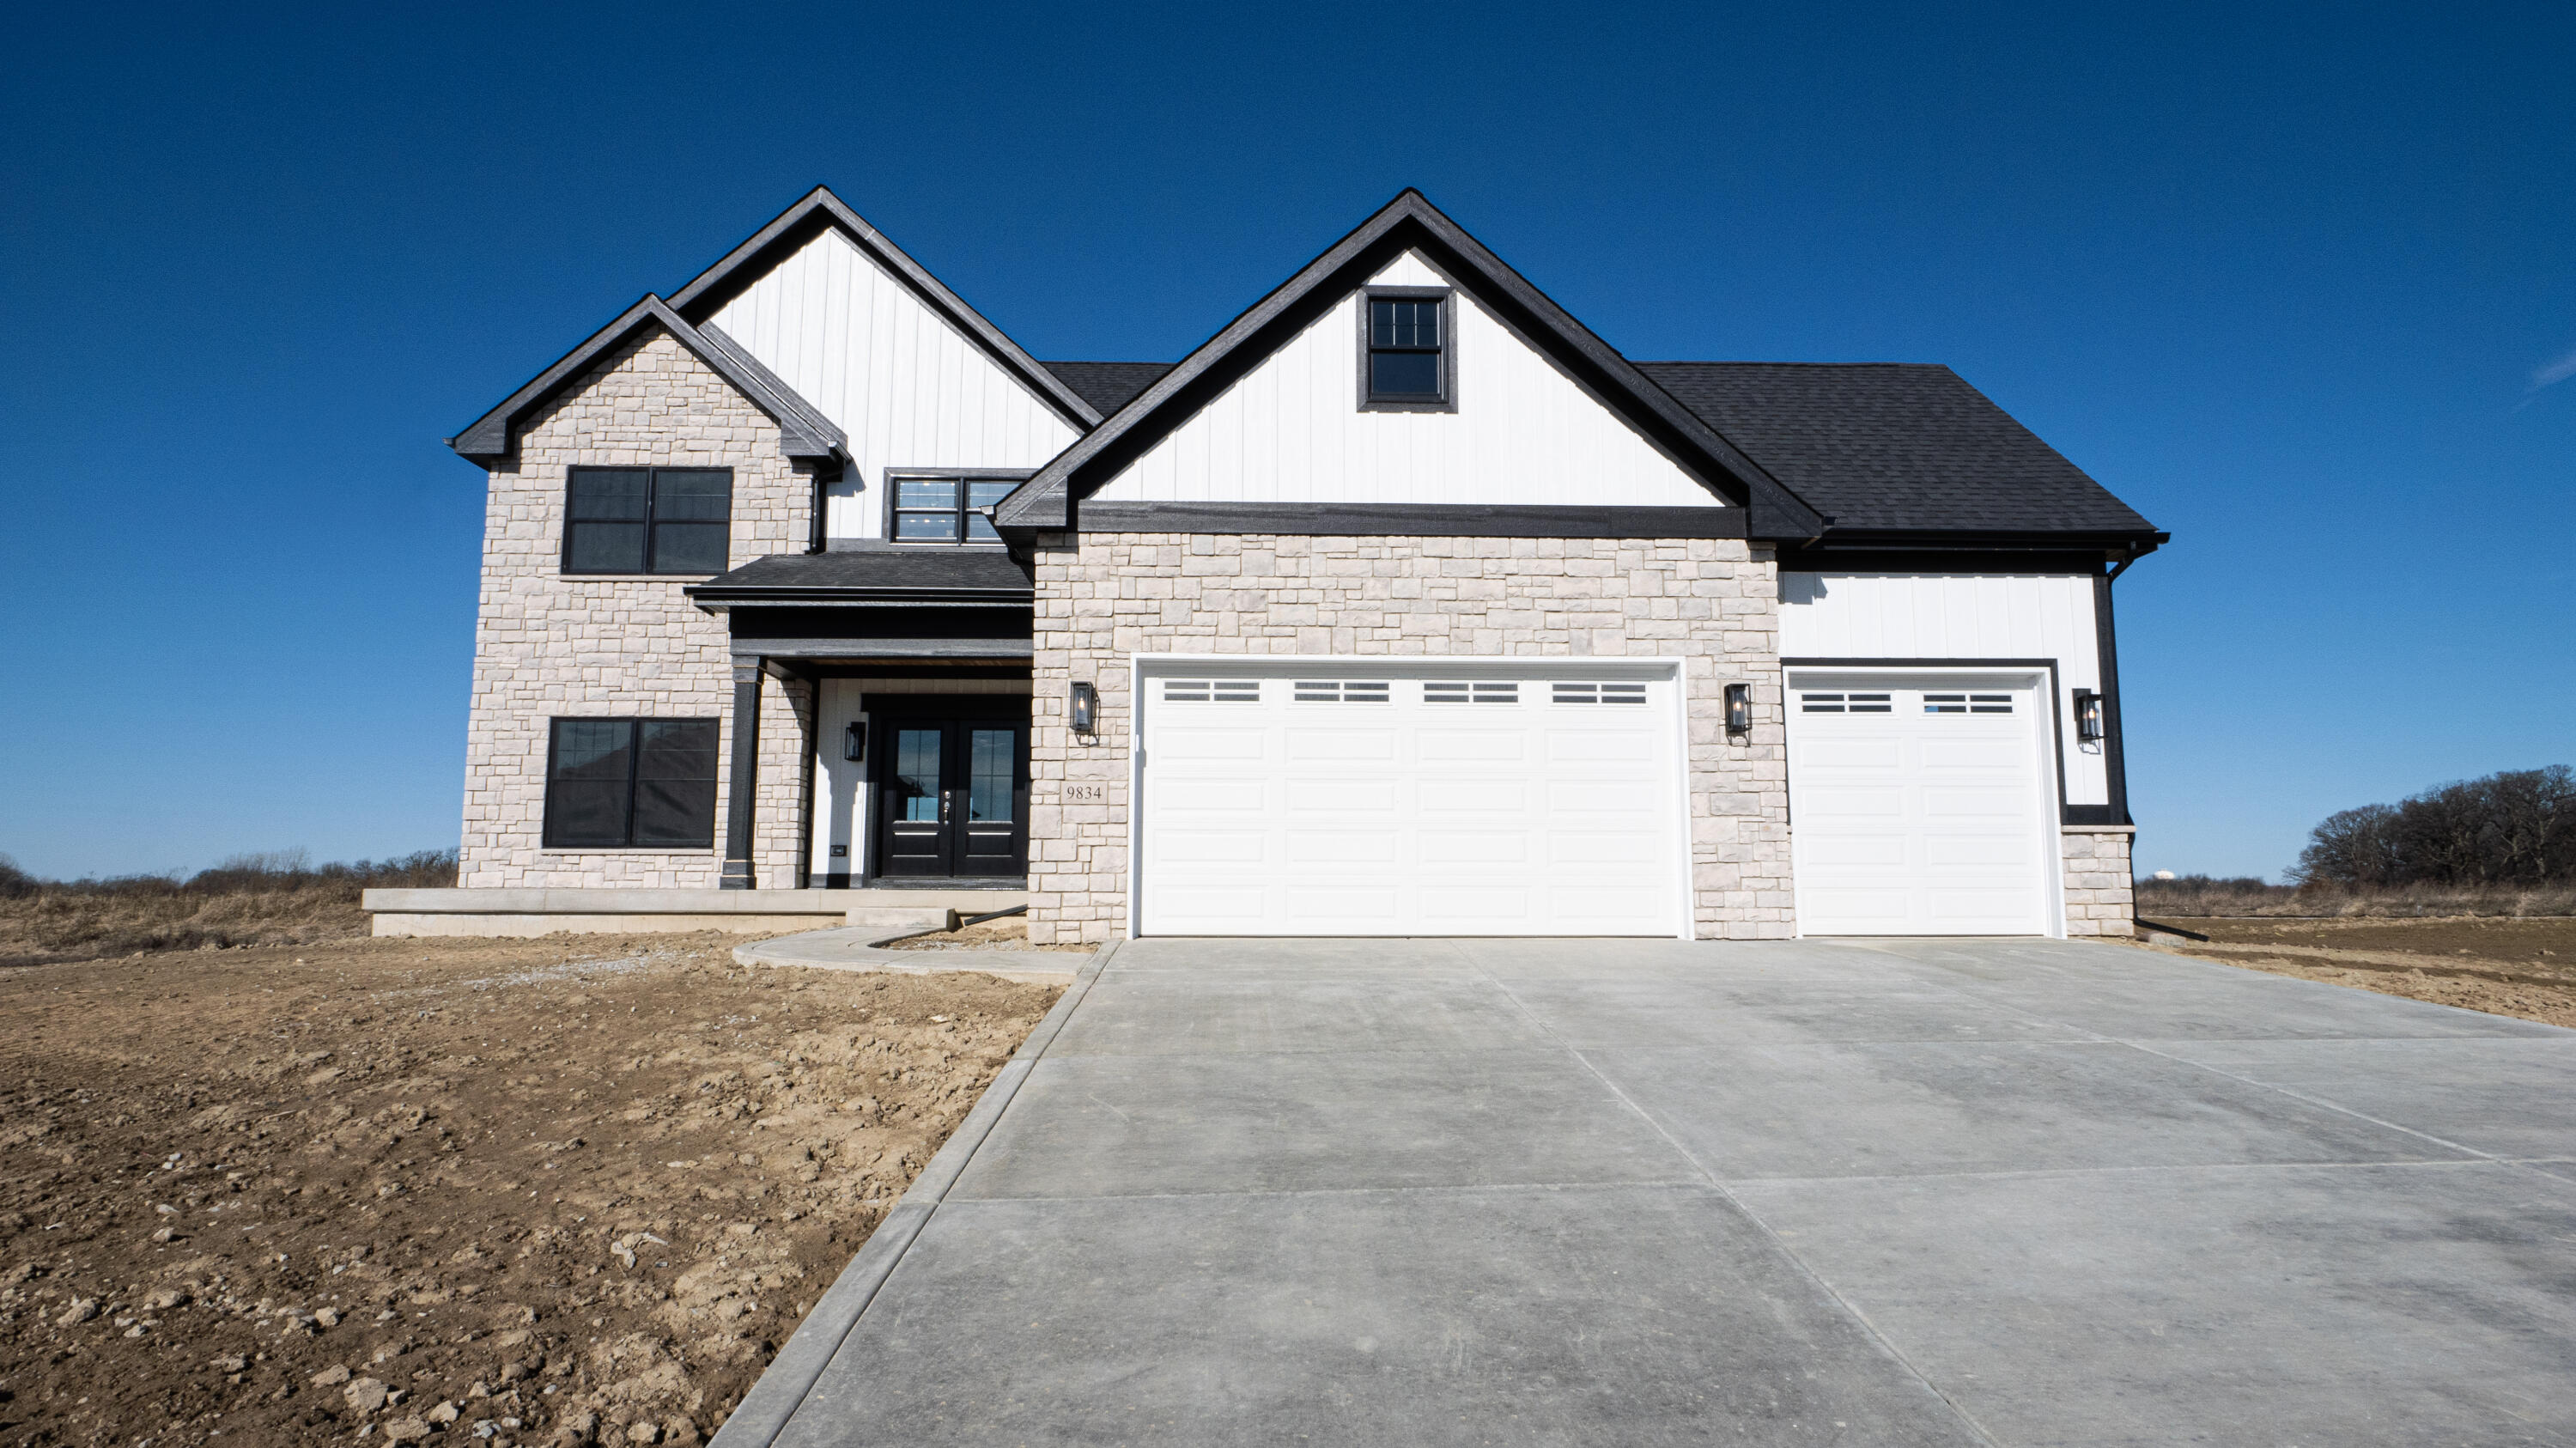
top-left (875, 713), bottom-right (1029, 878)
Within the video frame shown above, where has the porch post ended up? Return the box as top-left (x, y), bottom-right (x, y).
top-left (720, 660), bottom-right (762, 890)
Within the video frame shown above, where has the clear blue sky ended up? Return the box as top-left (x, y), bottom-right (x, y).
top-left (3, 1), bottom-right (2569, 882)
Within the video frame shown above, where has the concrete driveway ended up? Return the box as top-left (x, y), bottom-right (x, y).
top-left (715, 937), bottom-right (2576, 1447)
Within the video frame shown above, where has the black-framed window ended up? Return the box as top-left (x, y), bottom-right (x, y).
top-left (1361, 288), bottom-right (1452, 410)
top-left (543, 718), bottom-right (720, 849)
top-left (891, 475), bottom-right (1018, 545)
top-left (562, 467), bottom-right (732, 575)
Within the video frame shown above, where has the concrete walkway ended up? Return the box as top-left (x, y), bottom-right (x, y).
top-left (733, 926), bottom-right (1081, 985)
top-left (715, 936), bottom-right (2576, 1447)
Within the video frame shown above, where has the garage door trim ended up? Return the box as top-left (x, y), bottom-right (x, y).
top-left (1127, 654), bottom-right (1696, 940)
top-left (1783, 664), bottom-right (2069, 939)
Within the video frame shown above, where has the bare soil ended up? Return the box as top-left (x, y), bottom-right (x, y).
top-left (2136, 916), bottom-right (2576, 1029)
top-left (0, 933), bottom-right (1060, 1447)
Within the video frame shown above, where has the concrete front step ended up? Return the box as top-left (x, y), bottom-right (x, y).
top-left (363, 887), bottom-right (1027, 939)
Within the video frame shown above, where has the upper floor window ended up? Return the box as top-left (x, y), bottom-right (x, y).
top-left (891, 474), bottom-right (1018, 545)
top-left (1362, 288), bottom-right (1453, 411)
top-left (562, 467), bottom-right (732, 575)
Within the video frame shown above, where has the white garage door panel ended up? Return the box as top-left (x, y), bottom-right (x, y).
top-left (1789, 679), bottom-right (2056, 936)
top-left (1139, 664), bottom-right (1685, 936)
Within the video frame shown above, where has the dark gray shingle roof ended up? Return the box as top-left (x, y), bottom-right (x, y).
top-left (1635, 362), bottom-right (2158, 538)
top-left (1043, 362), bottom-right (1176, 417)
top-left (690, 546), bottom-right (1032, 599)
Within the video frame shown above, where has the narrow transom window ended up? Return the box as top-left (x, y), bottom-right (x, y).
top-left (1362, 289), bottom-right (1452, 409)
top-left (892, 476), bottom-right (1018, 545)
top-left (543, 718), bottom-right (719, 849)
top-left (563, 467), bottom-right (732, 575)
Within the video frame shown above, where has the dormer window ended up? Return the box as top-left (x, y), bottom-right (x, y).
top-left (890, 473), bottom-right (1021, 545)
top-left (1361, 287), bottom-right (1454, 411)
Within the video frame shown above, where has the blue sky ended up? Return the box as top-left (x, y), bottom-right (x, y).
top-left (3, 1), bottom-right (2569, 882)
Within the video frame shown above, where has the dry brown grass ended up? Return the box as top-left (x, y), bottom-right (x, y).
top-left (0, 885), bottom-right (379, 966)
top-left (0, 848), bottom-right (458, 968)
top-left (2135, 876), bottom-right (2576, 920)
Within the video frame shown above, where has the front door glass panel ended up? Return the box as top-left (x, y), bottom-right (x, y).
top-left (968, 728), bottom-right (1014, 822)
top-left (893, 729), bottom-right (942, 822)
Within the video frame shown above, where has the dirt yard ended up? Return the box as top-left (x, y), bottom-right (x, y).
top-left (0, 933), bottom-right (1063, 1447)
top-left (2139, 915), bottom-right (2576, 1028)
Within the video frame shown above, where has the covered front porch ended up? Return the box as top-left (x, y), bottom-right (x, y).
top-left (688, 546), bottom-right (1038, 892)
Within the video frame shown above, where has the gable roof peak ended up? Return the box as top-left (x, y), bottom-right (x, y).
top-left (994, 192), bottom-right (1826, 538)
top-left (663, 186), bottom-right (1100, 429)
top-left (447, 293), bottom-right (846, 464)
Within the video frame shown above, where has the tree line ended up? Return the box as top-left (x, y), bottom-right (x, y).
top-left (2293, 765), bottom-right (2575, 888)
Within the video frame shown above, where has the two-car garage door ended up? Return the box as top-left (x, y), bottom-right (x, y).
top-left (1136, 663), bottom-right (1686, 936)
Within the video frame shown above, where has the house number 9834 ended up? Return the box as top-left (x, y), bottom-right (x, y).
top-left (1061, 784), bottom-right (1107, 802)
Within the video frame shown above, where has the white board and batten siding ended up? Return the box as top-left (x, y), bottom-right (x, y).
top-left (706, 227), bottom-right (1083, 539)
top-left (1777, 572), bottom-right (2109, 811)
top-left (1090, 253), bottom-right (1726, 509)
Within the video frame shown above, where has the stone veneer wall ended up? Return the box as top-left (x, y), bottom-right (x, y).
top-left (1026, 532), bottom-right (1792, 945)
top-left (2060, 827), bottom-right (2136, 937)
top-left (459, 328), bottom-right (817, 889)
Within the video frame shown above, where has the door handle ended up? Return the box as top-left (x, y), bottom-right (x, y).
top-left (941, 789), bottom-right (953, 824)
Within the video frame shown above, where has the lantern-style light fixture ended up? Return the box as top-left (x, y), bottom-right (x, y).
top-left (842, 720), bottom-right (867, 762)
top-left (2073, 689), bottom-right (2105, 745)
top-left (1070, 681), bottom-right (1098, 735)
top-left (1723, 682), bottom-right (1752, 738)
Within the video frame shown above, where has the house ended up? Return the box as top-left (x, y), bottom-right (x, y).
top-left (430, 186), bottom-right (2162, 945)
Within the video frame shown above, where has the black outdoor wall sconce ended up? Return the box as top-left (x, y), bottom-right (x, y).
top-left (842, 721), bottom-right (866, 762)
top-left (2073, 689), bottom-right (2104, 745)
top-left (1070, 681), bottom-right (1098, 734)
top-left (1723, 682), bottom-right (1752, 738)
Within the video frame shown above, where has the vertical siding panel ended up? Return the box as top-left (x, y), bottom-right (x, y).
top-left (1090, 252), bottom-right (1716, 508)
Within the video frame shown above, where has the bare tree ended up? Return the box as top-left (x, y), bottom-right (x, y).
top-left (2293, 766), bottom-right (2575, 886)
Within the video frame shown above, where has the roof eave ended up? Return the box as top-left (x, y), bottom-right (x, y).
top-left (1804, 526), bottom-right (2170, 557)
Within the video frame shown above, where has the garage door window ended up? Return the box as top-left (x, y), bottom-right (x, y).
top-left (1923, 693), bottom-right (2014, 715)
top-left (1293, 680), bottom-right (1391, 703)
top-left (1801, 692), bottom-right (1893, 714)
top-left (1552, 682), bottom-right (1648, 705)
top-left (1423, 681), bottom-right (1519, 704)
top-left (1163, 679), bottom-right (1261, 703)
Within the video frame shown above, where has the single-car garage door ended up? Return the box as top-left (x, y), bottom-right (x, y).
top-left (1786, 671), bottom-right (2059, 935)
top-left (1136, 661), bottom-right (1687, 936)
